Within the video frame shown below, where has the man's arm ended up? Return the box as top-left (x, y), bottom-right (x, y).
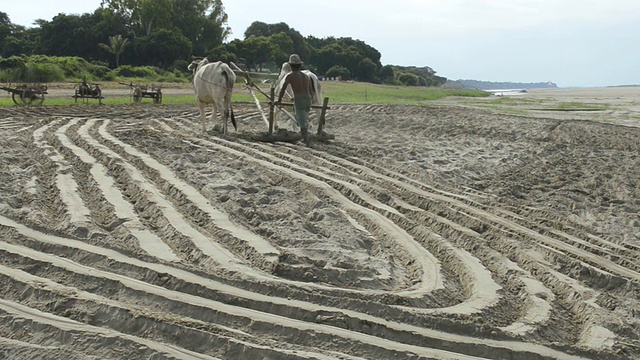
top-left (276, 75), bottom-right (290, 104)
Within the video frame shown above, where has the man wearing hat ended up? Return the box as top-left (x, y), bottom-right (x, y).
top-left (276, 54), bottom-right (313, 146)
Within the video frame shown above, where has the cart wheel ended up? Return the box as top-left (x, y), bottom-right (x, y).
top-left (11, 92), bottom-right (22, 105)
top-left (133, 88), bottom-right (142, 103)
top-left (12, 90), bottom-right (44, 106)
top-left (28, 91), bottom-right (46, 106)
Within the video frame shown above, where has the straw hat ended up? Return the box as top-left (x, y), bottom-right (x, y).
top-left (288, 54), bottom-right (303, 65)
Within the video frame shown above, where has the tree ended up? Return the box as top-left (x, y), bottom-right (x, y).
top-left (398, 73), bottom-right (418, 86)
top-left (355, 58), bottom-right (377, 82)
top-left (98, 34), bottom-right (129, 67)
top-left (380, 65), bottom-right (395, 83)
top-left (134, 29), bottom-right (191, 67)
top-left (102, 0), bottom-right (229, 55)
top-left (173, 0), bottom-right (229, 54)
top-left (268, 32), bottom-right (293, 65)
top-left (325, 65), bottom-right (350, 80)
top-left (244, 22), bottom-right (308, 60)
top-left (239, 36), bottom-right (274, 71)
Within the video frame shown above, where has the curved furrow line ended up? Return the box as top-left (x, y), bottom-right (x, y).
top-left (102, 117), bottom-right (445, 297)
top-left (147, 111), bottom-right (606, 340)
top-left (0, 242), bottom-right (476, 360)
top-left (181, 136), bottom-right (444, 296)
top-left (0, 300), bottom-right (221, 360)
top-left (90, 119), bottom-right (281, 267)
top-left (488, 206), bottom-right (640, 269)
top-left (0, 337), bottom-right (99, 360)
top-left (0, 264), bottom-right (351, 360)
top-left (72, 119), bottom-right (269, 272)
top-left (395, 193), bottom-right (624, 344)
top-left (32, 119), bottom-right (91, 227)
top-left (181, 126), bottom-right (529, 318)
top-left (154, 116), bottom-right (520, 318)
top-left (495, 206), bottom-right (639, 256)
top-left (263, 142), bottom-right (610, 337)
top-left (304, 148), bottom-right (640, 283)
top-left (0, 218), bottom-right (595, 360)
top-left (0, 119), bottom-right (26, 131)
top-left (93, 121), bottom-right (423, 295)
top-left (50, 117), bottom-right (178, 262)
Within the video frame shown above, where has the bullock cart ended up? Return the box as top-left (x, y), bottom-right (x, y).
top-left (0, 83), bottom-right (47, 105)
top-left (72, 81), bottom-right (104, 104)
top-left (120, 82), bottom-right (162, 104)
top-left (229, 62), bottom-right (334, 144)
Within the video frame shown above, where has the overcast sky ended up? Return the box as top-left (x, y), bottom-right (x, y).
top-left (6, 0), bottom-right (640, 87)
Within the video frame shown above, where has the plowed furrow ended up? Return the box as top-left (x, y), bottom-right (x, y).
top-left (0, 221), bottom-right (593, 360)
top-left (88, 119), bottom-right (281, 269)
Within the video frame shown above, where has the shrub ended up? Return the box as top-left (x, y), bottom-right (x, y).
top-left (398, 73), bottom-right (418, 86)
top-left (325, 65), bottom-right (350, 80)
top-left (90, 65), bottom-right (113, 80)
top-left (24, 63), bottom-right (66, 82)
top-left (112, 65), bottom-right (158, 78)
top-left (0, 56), bottom-right (26, 70)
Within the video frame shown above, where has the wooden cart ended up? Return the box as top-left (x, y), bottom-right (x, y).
top-left (72, 81), bottom-right (104, 104)
top-left (120, 82), bottom-right (162, 104)
top-left (0, 83), bottom-right (47, 105)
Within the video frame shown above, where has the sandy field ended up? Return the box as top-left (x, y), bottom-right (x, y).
top-left (0, 86), bottom-right (639, 359)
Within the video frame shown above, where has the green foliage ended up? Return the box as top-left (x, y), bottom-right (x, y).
top-left (392, 65), bottom-right (447, 87)
top-left (98, 34), bottom-right (130, 67)
top-left (2, 10), bottom-right (450, 88)
top-left (0, 61), bottom-right (65, 82)
top-left (0, 55), bottom-right (92, 82)
top-left (134, 29), bottom-right (192, 68)
top-left (325, 65), bottom-right (351, 80)
top-left (0, 55), bottom-right (189, 83)
top-left (319, 81), bottom-right (490, 104)
top-left (244, 21), bottom-right (308, 60)
top-left (398, 73), bottom-right (418, 86)
top-left (111, 65), bottom-right (158, 78)
top-left (355, 58), bottom-right (377, 82)
top-left (0, 55), bottom-right (26, 70)
top-left (109, 65), bottom-right (188, 82)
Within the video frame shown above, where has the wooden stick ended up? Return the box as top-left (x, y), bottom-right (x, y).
top-left (230, 62), bottom-right (269, 128)
top-left (317, 97), bottom-right (329, 135)
top-left (269, 87), bottom-right (275, 134)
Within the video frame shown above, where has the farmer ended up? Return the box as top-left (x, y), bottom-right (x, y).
top-left (275, 54), bottom-right (313, 146)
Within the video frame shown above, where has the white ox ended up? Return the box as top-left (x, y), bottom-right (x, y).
top-left (188, 58), bottom-right (237, 134)
top-left (274, 62), bottom-right (322, 131)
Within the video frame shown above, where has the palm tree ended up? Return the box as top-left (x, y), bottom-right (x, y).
top-left (98, 35), bottom-right (129, 67)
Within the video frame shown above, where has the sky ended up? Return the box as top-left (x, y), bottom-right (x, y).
top-left (5, 0), bottom-right (640, 87)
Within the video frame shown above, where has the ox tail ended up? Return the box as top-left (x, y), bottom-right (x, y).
top-left (222, 69), bottom-right (237, 131)
top-left (230, 107), bottom-right (237, 131)
top-left (311, 76), bottom-right (321, 104)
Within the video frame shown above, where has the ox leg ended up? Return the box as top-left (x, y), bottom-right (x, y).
top-left (212, 102), bottom-right (225, 135)
top-left (222, 109), bottom-right (229, 135)
top-left (198, 101), bottom-right (207, 133)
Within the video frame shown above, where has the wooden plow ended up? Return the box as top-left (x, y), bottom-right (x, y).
top-left (0, 83), bottom-right (47, 105)
top-left (72, 81), bottom-right (104, 104)
top-left (120, 82), bottom-right (162, 104)
top-left (229, 62), bottom-right (333, 143)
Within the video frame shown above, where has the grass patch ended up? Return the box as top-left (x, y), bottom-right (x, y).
top-left (488, 96), bottom-right (540, 106)
top-left (317, 82), bottom-right (489, 104)
top-left (0, 80), bottom-right (489, 107)
top-left (548, 102), bottom-right (609, 111)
